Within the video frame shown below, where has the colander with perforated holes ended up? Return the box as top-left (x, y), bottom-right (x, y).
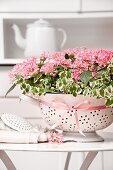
top-left (21, 94), bottom-right (113, 142)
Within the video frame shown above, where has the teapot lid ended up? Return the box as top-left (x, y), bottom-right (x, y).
top-left (27, 19), bottom-right (52, 27)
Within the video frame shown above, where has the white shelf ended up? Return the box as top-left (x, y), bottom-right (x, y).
top-left (0, 59), bottom-right (24, 65)
top-left (0, 0), bottom-right (113, 65)
top-left (0, 0), bottom-right (113, 13)
top-left (1, 15), bottom-right (113, 64)
top-left (1, 12), bottom-right (113, 19)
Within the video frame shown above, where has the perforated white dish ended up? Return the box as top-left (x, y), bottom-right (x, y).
top-left (1, 113), bottom-right (33, 132)
top-left (20, 94), bottom-right (113, 142)
top-left (38, 94), bottom-right (113, 133)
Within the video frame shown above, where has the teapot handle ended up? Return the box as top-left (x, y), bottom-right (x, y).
top-left (58, 28), bottom-right (67, 49)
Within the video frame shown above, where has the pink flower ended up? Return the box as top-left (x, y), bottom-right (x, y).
top-left (40, 52), bottom-right (72, 73)
top-left (71, 70), bottom-right (82, 81)
top-left (92, 72), bottom-right (97, 77)
top-left (48, 132), bottom-right (63, 143)
top-left (39, 48), bottom-right (113, 81)
top-left (9, 57), bottom-right (39, 82)
top-left (41, 52), bottom-right (50, 59)
top-left (71, 60), bottom-right (89, 70)
top-left (40, 62), bottom-right (55, 73)
top-left (95, 49), bottom-right (113, 66)
top-left (9, 48), bottom-right (113, 83)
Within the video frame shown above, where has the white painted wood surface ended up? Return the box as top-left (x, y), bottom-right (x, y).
top-left (82, 0), bottom-right (113, 12)
top-left (0, 0), bottom-right (80, 12)
top-left (1, 0), bottom-right (113, 13)
top-left (0, 132), bottom-right (113, 152)
top-left (0, 133), bottom-right (113, 170)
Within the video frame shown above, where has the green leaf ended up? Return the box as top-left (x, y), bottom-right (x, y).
top-left (56, 66), bottom-right (64, 71)
top-left (5, 83), bottom-right (16, 97)
top-left (111, 81), bottom-right (113, 85)
top-left (100, 89), bottom-right (104, 97)
top-left (70, 85), bottom-right (76, 92)
top-left (80, 71), bottom-right (92, 85)
top-left (66, 70), bottom-right (71, 78)
top-left (25, 85), bottom-right (30, 93)
top-left (32, 87), bottom-right (38, 93)
top-left (59, 71), bottom-right (65, 79)
top-left (62, 77), bottom-right (67, 84)
top-left (106, 98), bottom-right (113, 106)
top-left (25, 88), bottom-right (29, 93)
top-left (65, 54), bottom-right (70, 59)
top-left (92, 89), bottom-right (97, 96)
top-left (16, 75), bottom-right (23, 84)
top-left (34, 73), bottom-right (42, 83)
top-left (72, 91), bottom-right (77, 97)
top-left (107, 85), bottom-right (112, 93)
top-left (83, 88), bottom-right (90, 95)
top-left (22, 83), bottom-right (26, 89)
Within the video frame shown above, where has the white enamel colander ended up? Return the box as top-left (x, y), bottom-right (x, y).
top-left (20, 94), bottom-right (113, 142)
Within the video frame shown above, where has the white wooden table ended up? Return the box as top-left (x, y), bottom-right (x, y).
top-left (0, 132), bottom-right (113, 170)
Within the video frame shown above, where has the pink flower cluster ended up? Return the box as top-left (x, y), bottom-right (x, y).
top-left (9, 57), bottom-right (39, 82)
top-left (9, 48), bottom-right (113, 83)
top-left (41, 48), bottom-right (113, 81)
top-left (48, 132), bottom-right (63, 143)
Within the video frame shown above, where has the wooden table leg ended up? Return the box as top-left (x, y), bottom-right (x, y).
top-left (79, 151), bottom-right (98, 170)
top-left (64, 152), bottom-right (72, 170)
top-left (0, 150), bottom-right (16, 170)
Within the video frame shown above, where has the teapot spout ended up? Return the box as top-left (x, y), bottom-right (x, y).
top-left (12, 24), bottom-right (26, 49)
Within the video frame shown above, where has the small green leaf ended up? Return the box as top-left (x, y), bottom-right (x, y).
top-left (22, 83), bottom-right (26, 89)
top-left (25, 85), bottom-right (30, 93)
top-left (16, 75), bottom-right (23, 83)
top-left (62, 77), bottom-right (67, 84)
top-left (83, 88), bottom-right (89, 95)
top-left (66, 70), bottom-right (71, 78)
top-left (5, 83), bottom-right (16, 97)
top-left (34, 73), bottom-right (42, 82)
top-left (65, 54), bottom-right (70, 59)
top-left (111, 81), bottom-right (113, 85)
top-left (80, 71), bottom-right (92, 85)
top-left (107, 86), bottom-right (112, 93)
top-left (25, 88), bottom-right (29, 93)
top-left (100, 89), bottom-right (104, 97)
top-left (60, 72), bottom-right (65, 79)
top-left (73, 91), bottom-right (77, 96)
top-left (92, 89), bottom-right (97, 96)
top-left (56, 66), bottom-right (64, 72)
top-left (32, 87), bottom-right (38, 93)
top-left (106, 99), bottom-right (113, 106)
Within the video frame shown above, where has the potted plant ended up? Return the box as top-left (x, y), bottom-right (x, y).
top-left (7, 48), bottom-right (113, 142)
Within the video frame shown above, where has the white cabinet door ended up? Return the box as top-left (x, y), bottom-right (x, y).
top-left (0, 0), bottom-right (80, 12)
top-left (82, 0), bottom-right (113, 11)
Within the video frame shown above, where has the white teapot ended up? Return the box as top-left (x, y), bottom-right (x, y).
top-left (12, 19), bottom-right (67, 57)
